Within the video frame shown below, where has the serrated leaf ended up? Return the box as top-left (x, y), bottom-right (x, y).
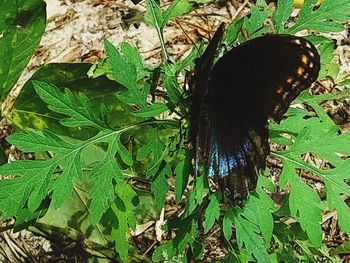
top-left (132, 103), bottom-right (168, 118)
top-left (243, 0), bottom-right (270, 37)
top-left (280, 162), bottom-right (322, 246)
top-left (120, 42), bottom-right (148, 81)
top-left (274, 115), bottom-right (350, 245)
top-left (0, 159), bottom-right (54, 217)
top-left (234, 208), bottom-right (270, 263)
top-left (136, 127), bottom-right (166, 177)
top-left (184, 175), bottom-right (209, 216)
top-left (255, 185), bottom-right (275, 244)
top-left (0, 124), bottom-right (136, 225)
top-left (174, 217), bottom-right (198, 255)
top-left (0, 0), bottom-right (46, 101)
top-left (203, 193), bottom-right (220, 233)
top-left (90, 161), bottom-right (121, 224)
top-left (323, 160), bottom-right (350, 234)
top-left (151, 164), bottom-right (171, 208)
top-left (283, 0), bottom-right (350, 34)
top-left (104, 39), bottom-right (146, 107)
top-left (111, 182), bottom-right (138, 262)
top-left (12, 63), bottom-right (136, 140)
top-left (33, 81), bottom-right (108, 130)
top-left (89, 134), bottom-right (126, 224)
top-left (272, 0), bottom-right (294, 33)
top-left (52, 151), bottom-right (82, 207)
top-left (317, 40), bottom-right (338, 80)
top-left (7, 130), bottom-right (74, 153)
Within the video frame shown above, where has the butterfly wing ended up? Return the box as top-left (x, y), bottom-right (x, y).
top-left (191, 31), bottom-right (320, 205)
top-left (189, 23), bottom-right (225, 175)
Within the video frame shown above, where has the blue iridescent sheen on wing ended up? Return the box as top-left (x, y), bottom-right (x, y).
top-left (189, 23), bottom-right (320, 205)
top-left (208, 134), bottom-right (250, 178)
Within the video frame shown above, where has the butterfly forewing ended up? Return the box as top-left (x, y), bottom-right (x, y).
top-left (209, 35), bottom-right (320, 123)
top-left (190, 26), bottom-right (320, 205)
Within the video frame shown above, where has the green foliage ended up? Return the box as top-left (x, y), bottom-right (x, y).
top-left (203, 193), bottom-right (220, 233)
top-left (105, 40), bottom-right (147, 107)
top-left (0, 0), bottom-right (46, 101)
top-left (0, 0), bottom-right (350, 262)
top-left (282, 0), bottom-right (350, 34)
top-left (111, 182), bottom-right (138, 262)
top-left (144, 0), bottom-right (192, 30)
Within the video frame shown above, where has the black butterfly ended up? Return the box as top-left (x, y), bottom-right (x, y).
top-left (189, 23), bottom-right (320, 205)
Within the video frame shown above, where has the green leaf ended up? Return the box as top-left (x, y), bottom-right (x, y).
top-left (120, 42), bottom-right (148, 81)
top-left (323, 160), bottom-right (350, 235)
top-left (223, 208), bottom-right (235, 241)
top-left (89, 134), bottom-right (129, 224)
top-left (144, 0), bottom-right (164, 29)
top-left (12, 63), bottom-right (139, 139)
top-left (0, 0), bottom-right (46, 101)
top-left (184, 175), bottom-right (209, 216)
top-left (0, 121), bottom-right (135, 222)
top-left (283, 0), bottom-right (350, 34)
top-left (152, 217), bottom-right (196, 262)
top-left (255, 183), bottom-right (275, 244)
top-left (225, 17), bottom-right (244, 46)
top-left (162, 66), bottom-right (185, 109)
top-left (161, 0), bottom-right (192, 29)
top-left (174, 155), bottom-right (191, 203)
top-left (191, 239), bottom-right (204, 260)
top-left (274, 116), bottom-right (350, 244)
top-left (332, 240), bottom-right (350, 256)
top-left (7, 130), bottom-right (74, 152)
top-left (338, 77), bottom-right (350, 86)
top-left (243, 0), bottom-right (270, 37)
top-left (203, 193), bottom-right (220, 233)
top-left (132, 103), bottom-right (168, 118)
top-left (104, 39), bottom-right (146, 107)
top-left (136, 127), bottom-right (166, 177)
top-left (111, 182), bottom-right (138, 262)
top-left (151, 164), bottom-right (171, 208)
top-left (272, 0), bottom-right (294, 33)
top-left (317, 40), bottom-right (339, 80)
top-left (52, 150), bottom-right (82, 207)
top-left (0, 160), bottom-right (54, 217)
top-left (152, 241), bottom-right (176, 262)
top-left (280, 163), bottom-right (322, 246)
top-left (234, 207), bottom-right (270, 263)
top-left (32, 81), bottom-right (108, 130)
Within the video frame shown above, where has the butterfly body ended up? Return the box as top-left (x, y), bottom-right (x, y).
top-left (189, 25), bottom-right (320, 204)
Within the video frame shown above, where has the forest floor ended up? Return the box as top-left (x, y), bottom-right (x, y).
top-left (0, 0), bottom-right (349, 262)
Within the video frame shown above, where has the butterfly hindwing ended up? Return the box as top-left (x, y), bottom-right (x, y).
top-left (189, 23), bottom-right (225, 175)
top-left (190, 25), bottom-right (320, 205)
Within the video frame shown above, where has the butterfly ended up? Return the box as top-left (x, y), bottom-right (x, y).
top-left (189, 23), bottom-right (320, 205)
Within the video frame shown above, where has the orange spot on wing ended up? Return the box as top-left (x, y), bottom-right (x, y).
top-left (287, 77), bottom-right (294, 84)
top-left (276, 86), bottom-right (284, 94)
top-left (297, 67), bottom-right (305, 76)
top-left (301, 55), bottom-right (308, 64)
